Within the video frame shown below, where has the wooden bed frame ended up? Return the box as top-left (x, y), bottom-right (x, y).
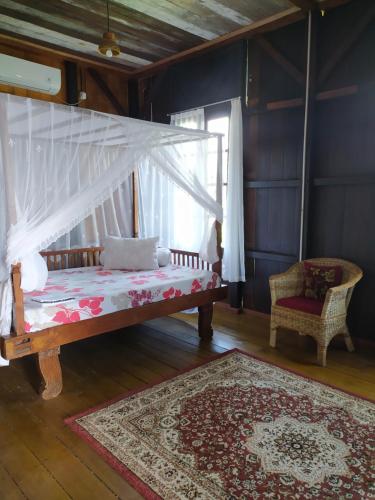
top-left (1, 246), bottom-right (227, 399)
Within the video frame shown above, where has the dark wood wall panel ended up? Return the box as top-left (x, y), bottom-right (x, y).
top-left (244, 189), bottom-right (256, 250)
top-left (258, 22), bottom-right (306, 103)
top-left (243, 0), bottom-right (375, 340)
top-left (243, 24), bottom-right (305, 313)
top-left (309, 186), bottom-right (375, 260)
top-left (308, 87), bottom-right (375, 339)
top-left (317, 0), bottom-right (375, 90)
top-left (250, 187), bottom-right (300, 256)
top-left (314, 91), bottom-right (375, 178)
top-left (308, 185), bottom-right (375, 337)
top-left (246, 108), bottom-right (304, 181)
top-left (304, 1), bottom-right (375, 339)
top-left (147, 42), bottom-right (244, 123)
top-left (243, 260), bottom-right (291, 311)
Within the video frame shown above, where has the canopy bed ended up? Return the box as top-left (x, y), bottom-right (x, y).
top-left (0, 93), bottom-right (227, 399)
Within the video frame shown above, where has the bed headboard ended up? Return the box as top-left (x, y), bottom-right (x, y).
top-left (39, 247), bottom-right (219, 273)
top-left (40, 247), bottom-right (104, 270)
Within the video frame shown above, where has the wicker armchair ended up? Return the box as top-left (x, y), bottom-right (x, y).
top-left (269, 258), bottom-right (363, 366)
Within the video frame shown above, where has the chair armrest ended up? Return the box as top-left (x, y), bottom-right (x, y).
top-left (321, 283), bottom-right (353, 318)
top-left (269, 266), bottom-right (302, 305)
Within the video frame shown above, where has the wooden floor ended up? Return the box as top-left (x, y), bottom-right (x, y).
top-left (0, 308), bottom-right (374, 500)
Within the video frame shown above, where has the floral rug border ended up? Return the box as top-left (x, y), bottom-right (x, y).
top-left (65, 348), bottom-right (374, 500)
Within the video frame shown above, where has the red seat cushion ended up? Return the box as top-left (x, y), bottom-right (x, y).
top-left (302, 262), bottom-right (342, 301)
top-left (276, 296), bottom-right (324, 316)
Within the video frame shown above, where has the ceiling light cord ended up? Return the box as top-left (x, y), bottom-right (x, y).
top-left (107, 0), bottom-right (110, 33)
top-left (98, 0), bottom-right (120, 57)
top-left (106, 0), bottom-right (112, 57)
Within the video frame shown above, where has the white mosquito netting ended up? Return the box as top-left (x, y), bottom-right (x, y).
top-left (0, 93), bottom-right (223, 349)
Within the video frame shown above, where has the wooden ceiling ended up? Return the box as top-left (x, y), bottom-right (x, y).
top-left (0, 0), bottom-right (339, 76)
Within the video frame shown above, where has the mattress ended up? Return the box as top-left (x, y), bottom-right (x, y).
top-left (23, 265), bottom-right (220, 333)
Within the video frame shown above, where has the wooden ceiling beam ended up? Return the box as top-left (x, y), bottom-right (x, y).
top-left (290, 0), bottom-right (351, 11)
top-left (6, 0), bottom-right (180, 60)
top-left (256, 36), bottom-right (304, 85)
top-left (133, 7), bottom-right (304, 78)
top-left (318, 2), bottom-right (375, 85)
top-left (288, 0), bottom-right (317, 11)
top-left (57, 0), bottom-right (205, 45)
top-left (0, 31), bottom-right (132, 75)
top-left (318, 0), bottom-right (351, 9)
top-left (0, 0), bottom-right (353, 80)
top-left (211, 0), bottom-right (291, 22)
top-left (0, 4), bottom-right (155, 64)
top-left (107, 0), bottom-right (225, 40)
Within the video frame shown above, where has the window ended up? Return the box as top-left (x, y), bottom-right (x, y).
top-left (206, 112), bottom-right (230, 244)
top-left (168, 105), bottom-right (230, 251)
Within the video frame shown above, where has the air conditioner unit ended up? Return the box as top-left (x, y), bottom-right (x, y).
top-left (0, 54), bottom-right (61, 95)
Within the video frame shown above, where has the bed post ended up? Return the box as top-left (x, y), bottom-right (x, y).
top-left (37, 348), bottom-right (63, 400)
top-left (198, 303), bottom-right (213, 341)
top-left (11, 264), bottom-right (25, 336)
top-left (199, 130), bottom-right (223, 341)
top-left (199, 220), bottom-right (222, 341)
top-left (132, 170), bottom-right (139, 238)
top-left (12, 264), bottom-right (63, 399)
top-left (212, 133), bottom-right (223, 277)
top-left (212, 220), bottom-right (223, 277)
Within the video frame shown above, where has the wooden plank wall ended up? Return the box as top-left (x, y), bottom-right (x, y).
top-left (307, 0), bottom-right (375, 339)
top-left (0, 39), bottom-right (129, 115)
top-left (143, 42), bottom-right (244, 123)
top-left (243, 0), bottom-right (375, 339)
top-left (78, 63), bottom-right (129, 115)
top-left (243, 21), bottom-right (306, 312)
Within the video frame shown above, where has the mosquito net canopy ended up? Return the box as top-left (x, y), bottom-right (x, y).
top-left (0, 93), bottom-right (223, 340)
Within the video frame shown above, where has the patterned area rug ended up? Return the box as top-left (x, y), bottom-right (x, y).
top-left (66, 350), bottom-right (375, 499)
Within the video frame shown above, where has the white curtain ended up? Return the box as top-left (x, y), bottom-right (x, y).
top-left (222, 98), bottom-right (245, 282)
top-left (139, 108), bottom-right (218, 258)
top-left (51, 179), bottom-right (133, 250)
top-left (0, 94), bottom-right (223, 365)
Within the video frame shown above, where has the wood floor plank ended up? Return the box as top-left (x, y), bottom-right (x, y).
top-left (0, 420), bottom-right (70, 500)
top-left (0, 402), bottom-right (117, 500)
top-left (0, 308), bottom-right (373, 499)
top-left (18, 403), bottom-right (141, 500)
top-left (27, 387), bottom-right (142, 500)
top-left (0, 462), bottom-right (27, 500)
top-left (0, 359), bottom-right (140, 499)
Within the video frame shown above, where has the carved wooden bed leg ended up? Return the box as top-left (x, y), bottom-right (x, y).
top-left (37, 347), bottom-right (63, 400)
top-left (198, 303), bottom-right (213, 341)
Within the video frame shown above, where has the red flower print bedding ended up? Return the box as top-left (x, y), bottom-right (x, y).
top-left (23, 265), bottom-right (220, 333)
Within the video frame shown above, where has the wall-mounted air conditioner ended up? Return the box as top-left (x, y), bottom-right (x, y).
top-left (0, 54), bottom-right (61, 95)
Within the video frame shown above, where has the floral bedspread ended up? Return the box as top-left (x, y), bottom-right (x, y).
top-left (23, 265), bottom-right (220, 333)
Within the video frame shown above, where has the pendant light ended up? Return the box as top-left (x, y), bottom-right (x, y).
top-left (98, 0), bottom-right (120, 58)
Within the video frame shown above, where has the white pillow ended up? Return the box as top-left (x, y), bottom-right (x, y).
top-left (102, 236), bottom-right (159, 270)
top-left (157, 247), bottom-right (171, 267)
top-left (20, 252), bottom-right (48, 292)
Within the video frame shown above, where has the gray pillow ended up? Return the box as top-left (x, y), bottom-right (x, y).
top-left (102, 236), bottom-right (159, 270)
